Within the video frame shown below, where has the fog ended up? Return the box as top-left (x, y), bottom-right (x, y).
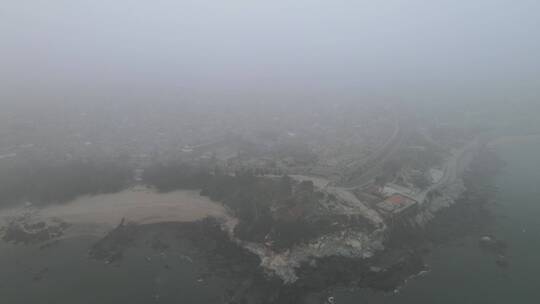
top-left (2, 0), bottom-right (539, 108)
top-left (1, 2), bottom-right (540, 304)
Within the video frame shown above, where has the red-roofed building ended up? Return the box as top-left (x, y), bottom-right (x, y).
top-left (377, 194), bottom-right (417, 214)
top-left (385, 194), bottom-right (407, 205)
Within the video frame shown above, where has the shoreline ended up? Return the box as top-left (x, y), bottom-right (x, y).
top-left (0, 144), bottom-right (504, 303)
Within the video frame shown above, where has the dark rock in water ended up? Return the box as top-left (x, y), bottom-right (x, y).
top-left (479, 236), bottom-right (508, 255)
top-left (421, 247), bottom-right (432, 254)
top-left (479, 235), bottom-right (496, 248)
top-left (89, 218), bottom-right (139, 263)
top-left (32, 267), bottom-right (49, 282)
top-left (1, 217), bottom-right (69, 244)
top-left (479, 235), bottom-right (511, 269)
top-left (365, 253), bottom-right (427, 292)
top-left (107, 251), bottom-right (124, 264)
top-left (495, 258), bottom-right (509, 268)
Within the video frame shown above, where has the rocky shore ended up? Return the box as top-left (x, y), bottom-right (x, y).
top-left (1, 211), bottom-right (70, 244)
top-left (81, 143), bottom-right (502, 303)
top-left (0, 146), bottom-right (505, 304)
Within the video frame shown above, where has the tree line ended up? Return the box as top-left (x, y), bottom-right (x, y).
top-left (0, 158), bottom-right (132, 207)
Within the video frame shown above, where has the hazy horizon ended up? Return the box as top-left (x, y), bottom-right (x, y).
top-left (2, 1), bottom-right (539, 108)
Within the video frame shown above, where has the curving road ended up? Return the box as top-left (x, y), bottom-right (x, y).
top-left (340, 118), bottom-right (408, 188)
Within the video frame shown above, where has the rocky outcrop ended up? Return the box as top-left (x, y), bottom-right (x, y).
top-left (0, 211), bottom-right (70, 244)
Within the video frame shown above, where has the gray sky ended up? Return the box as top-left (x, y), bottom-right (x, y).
top-left (1, 0), bottom-right (539, 107)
